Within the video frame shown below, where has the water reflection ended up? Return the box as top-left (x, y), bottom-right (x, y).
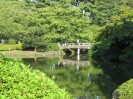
top-left (58, 59), bottom-right (90, 70)
top-left (93, 57), bottom-right (133, 86)
top-left (22, 55), bottom-right (117, 99)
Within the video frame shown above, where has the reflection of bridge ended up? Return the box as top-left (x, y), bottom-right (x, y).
top-left (58, 42), bottom-right (92, 54)
top-left (59, 59), bottom-right (90, 67)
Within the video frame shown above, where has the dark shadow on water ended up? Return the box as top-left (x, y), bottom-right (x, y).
top-left (93, 57), bottom-right (133, 85)
top-left (91, 56), bottom-right (133, 99)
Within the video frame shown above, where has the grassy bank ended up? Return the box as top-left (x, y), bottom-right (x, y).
top-left (0, 43), bottom-right (22, 51)
top-left (0, 55), bottom-right (72, 99)
top-left (1, 43), bottom-right (64, 58)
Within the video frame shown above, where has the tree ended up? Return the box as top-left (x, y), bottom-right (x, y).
top-left (95, 6), bottom-right (133, 62)
top-left (22, 26), bottom-right (47, 51)
top-left (80, 0), bottom-right (122, 25)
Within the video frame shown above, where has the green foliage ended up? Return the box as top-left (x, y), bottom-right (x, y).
top-left (115, 79), bottom-right (133, 99)
top-left (0, 57), bottom-right (72, 99)
top-left (0, 0), bottom-right (133, 63)
top-left (0, 43), bottom-right (22, 51)
top-left (0, 0), bottom-right (31, 39)
top-left (35, 2), bottom-right (46, 8)
top-left (81, 0), bottom-right (121, 25)
top-left (7, 39), bottom-right (16, 45)
top-left (46, 43), bottom-right (60, 51)
top-left (22, 26), bottom-right (47, 51)
top-left (93, 5), bottom-right (133, 62)
top-left (0, 0), bottom-right (97, 51)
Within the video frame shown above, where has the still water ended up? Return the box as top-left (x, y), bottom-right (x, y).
top-left (22, 54), bottom-right (133, 99)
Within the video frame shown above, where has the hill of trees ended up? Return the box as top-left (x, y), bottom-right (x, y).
top-left (0, 0), bottom-right (133, 61)
top-left (0, 0), bottom-right (99, 51)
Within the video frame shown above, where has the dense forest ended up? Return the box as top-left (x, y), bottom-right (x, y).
top-left (0, 0), bottom-right (133, 61)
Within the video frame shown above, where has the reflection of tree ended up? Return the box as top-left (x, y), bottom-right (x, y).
top-left (93, 57), bottom-right (133, 84)
top-left (91, 57), bottom-right (133, 99)
top-left (22, 57), bottom-right (110, 98)
top-left (22, 57), bottom-right (59, 70)
top-left (22, 55), bottom-right (133, 99)
top-left (63, 54), bottom-right (88, 60)
top-left (41, 65), bottom-right (106, 98)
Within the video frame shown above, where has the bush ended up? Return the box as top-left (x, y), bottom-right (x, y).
top-left (7, 39), bottom-right (16, 45)
top-left (0, 57), bottom-right (72, 99)
top-left (46, 43), bottom-right (60, 51)
top-left (0, 43), bottom-right (22, 51)
top-left (16, 43), bottom-right (23, 50)
top-left (114, 79), bottom-right (133, 99)
top-left (35, 2), bottom-right (45, 8)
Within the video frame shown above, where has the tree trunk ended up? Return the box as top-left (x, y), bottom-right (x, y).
top-left (34, 46), bottom-right (37, 52)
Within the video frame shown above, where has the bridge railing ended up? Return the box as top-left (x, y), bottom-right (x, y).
top-left (59, 43), bottom-right (92, 47)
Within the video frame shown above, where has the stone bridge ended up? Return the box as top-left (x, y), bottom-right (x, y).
top-left (58, 42), bottom-right (92, 54)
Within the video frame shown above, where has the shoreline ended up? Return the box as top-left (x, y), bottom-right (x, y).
top-left (1, 50), bottom-right (62, 58)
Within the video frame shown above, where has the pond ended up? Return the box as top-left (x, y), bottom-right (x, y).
top-left (22, 54), bottom-right (133, 99)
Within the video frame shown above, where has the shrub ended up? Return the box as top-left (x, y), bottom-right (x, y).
top-left (114, 79), bottom-right (133, 99)
top-left (35, 2), bottom-right (45, 8)
top-left (46, 43), bottom-right (60, 51)
top-left (0, 43), bottom-right (22, 51)
top-left (16, 43), bottom-right (23, 50)
top-left (0, 57), bottom-right (72, 99)
top-left (46, 43), bottom-right (64, 54)
top-left (7, 39), bottom-right (16, 45)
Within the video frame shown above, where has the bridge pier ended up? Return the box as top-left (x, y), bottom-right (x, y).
top-left (77, 54), bottom-right (80, 60)
top-left (77, 48), bottom-right (80, 55)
